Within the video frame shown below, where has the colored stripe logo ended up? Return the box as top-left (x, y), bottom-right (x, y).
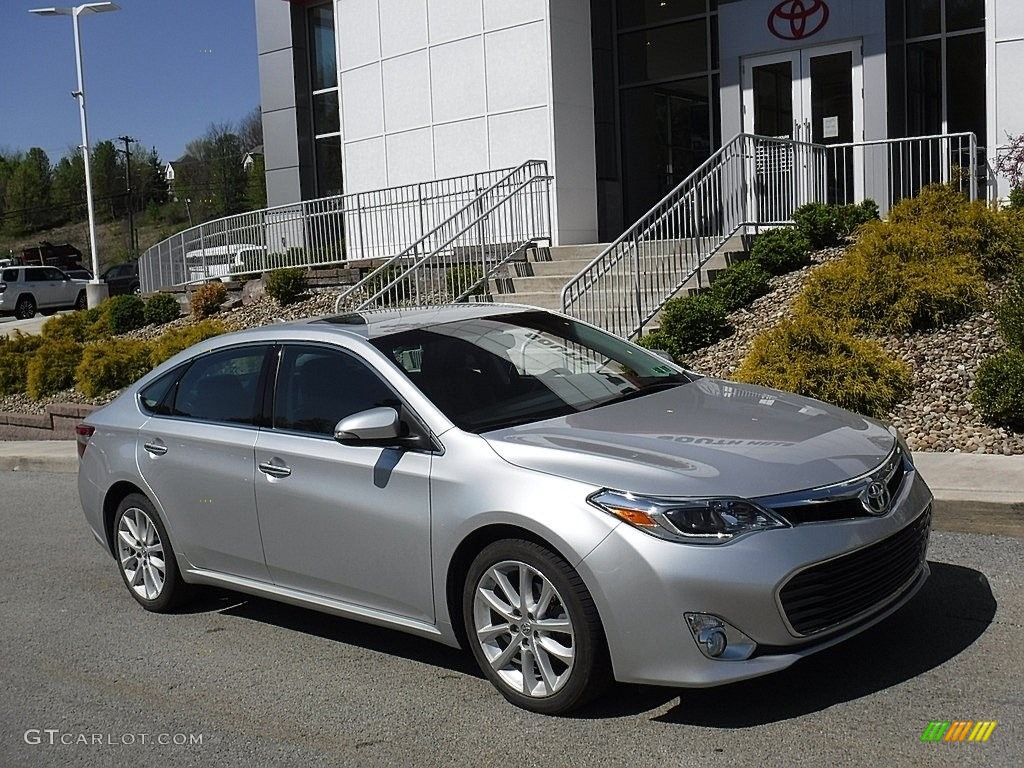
top-left (921, 721), bottom-right (997, 742)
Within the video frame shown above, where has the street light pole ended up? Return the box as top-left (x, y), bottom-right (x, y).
top-left (30, 3), bottom-right (119, 307)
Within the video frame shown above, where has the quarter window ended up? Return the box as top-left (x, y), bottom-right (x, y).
top-left (1, 269), bottom-right (17, 282)
top-left (273, 345), bottom-right (399, 436)
top-left (172, 346), bottom-right (269, 425)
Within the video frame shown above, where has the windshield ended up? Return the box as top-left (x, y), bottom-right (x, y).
top-left (370, 311), bottom-right (692, 433)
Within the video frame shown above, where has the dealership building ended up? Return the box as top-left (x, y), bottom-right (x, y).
top-left (254, 0), bottom-right (1016, 246)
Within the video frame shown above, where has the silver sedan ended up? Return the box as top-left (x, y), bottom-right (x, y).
top-left (77, 305), bottom-right (932, 714)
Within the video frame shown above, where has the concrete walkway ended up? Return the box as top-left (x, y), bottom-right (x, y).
top-left (0, 441), bottom-right (1021, 536)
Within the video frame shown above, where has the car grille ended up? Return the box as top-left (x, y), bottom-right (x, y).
top-left (778, 507), bottom-right (931, 636)
top-left (771, 451), bottom-right (908, 525)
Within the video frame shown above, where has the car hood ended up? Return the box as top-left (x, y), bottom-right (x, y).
top-left (482, 378), bottom-right (896, 499)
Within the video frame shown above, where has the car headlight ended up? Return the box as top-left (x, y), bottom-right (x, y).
top-left (589, 489), bottom-right (788, 544)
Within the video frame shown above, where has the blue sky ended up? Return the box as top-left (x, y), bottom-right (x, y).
top-left (0, 0), bottom-right (260, 163)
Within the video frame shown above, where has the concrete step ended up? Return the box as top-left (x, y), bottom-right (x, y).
top-left (528, 244), bottom-right (610, 262)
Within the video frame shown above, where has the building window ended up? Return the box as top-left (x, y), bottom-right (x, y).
top-left (592, 0), bottom-right (720, 235)
top-left (308, 3), bottom-right (341, 196)
top-left (887, 0), bottom-right (986, 145)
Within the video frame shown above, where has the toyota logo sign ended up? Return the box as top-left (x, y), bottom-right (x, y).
top-left (768, 0), bottom-right (830, 41)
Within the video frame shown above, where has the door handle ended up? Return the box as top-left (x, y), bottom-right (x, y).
top-left (258, 461), bottom-right (292, 479)
top-left (143, 440), bottom-right (167, 456)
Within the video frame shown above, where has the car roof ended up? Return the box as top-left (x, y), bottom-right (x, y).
top-left (216, 303), bottom-right (543, 345)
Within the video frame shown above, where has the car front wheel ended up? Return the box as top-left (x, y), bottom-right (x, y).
top-left (14, 295), bottom-right (36, 320)
top-left (463, 539), bottom-right (610, 714)
top-left (113, 494), bottom-right (192, 612)
top-left (75, 291), bottom-right (87, 310)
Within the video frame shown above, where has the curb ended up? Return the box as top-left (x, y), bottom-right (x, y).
top-left (0, 442), bottom-right (79, 474)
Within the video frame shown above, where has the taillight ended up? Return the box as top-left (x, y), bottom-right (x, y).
top-left (75, 423), bottom-right (95, 459)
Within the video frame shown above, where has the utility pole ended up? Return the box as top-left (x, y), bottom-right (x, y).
top-left (117, 135), bottom-right (137, 252)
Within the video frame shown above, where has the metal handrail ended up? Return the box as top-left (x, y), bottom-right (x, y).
top-left (138, 162), bottom-right (543, 292)
top-left (561, 131), bottom-right (980, 340)
top-left (349, 171), bottom-right (554, 310)
top-left (334, 160), bottom-right (548, 311)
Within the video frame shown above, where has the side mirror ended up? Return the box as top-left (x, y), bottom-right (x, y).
top-left (333, 407), bottom-right (403, 445)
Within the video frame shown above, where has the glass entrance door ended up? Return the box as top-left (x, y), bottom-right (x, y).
top-left (743, 42), bottom-right (863, 202)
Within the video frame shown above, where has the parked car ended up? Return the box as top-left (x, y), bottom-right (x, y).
top-left (101, 261), bottom-right (140, 296)
top-left (77, 305), bottom-right (932, 714)
top-left (64, 267), bottom-right (94, 281)
top-left (0, 265), bottom-right (88, 319)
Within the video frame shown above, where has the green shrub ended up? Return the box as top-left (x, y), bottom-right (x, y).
top-left (26, 340), bottom-right (84, 399)
top-left (75, 339), bottom-right (154, 397)
top-left (636, 330), bottom-right (683, 361)
top-left (190, 281), bottom-right (227, 319)
top-left (143, 292), bottom-right (181, 325)
top-left (265, 268), bottom-right (309, 306)
top-left (998, 275), bottom-right (1024, 351)
top-left (709, 260), bottom-right (771, 311)
top-left (0, 332), bottom-right (45, 396)
top-left (798, 220), bottom-right (986, 333)
top-left (792, 200), bottom-right (880, 249)
top-left (149, 320), bottom-right (227, 366)
top-left (446, 264), bottom-right (485, 299)
top-left (749, 228), bottom-right (812, 275)
top-left (105, 294), bottom-right (146, 335)
top-left (972, 349), bottom-right (1024, 429)
top-left (41, 307), bottom-right (108, 343)
top-left (1009, 188), bottom-right (1024, 210)
top-left (657, 293), bottom-right (731, 356)
top-left (734, 316), bottom-right (911, 418)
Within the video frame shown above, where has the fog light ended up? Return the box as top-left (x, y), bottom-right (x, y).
top-left (684, 613), bottom-right (757, 661)
top-left (699, 628), bottom-right (728, 657)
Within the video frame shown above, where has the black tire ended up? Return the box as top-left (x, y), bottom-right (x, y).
top-left (14, 294), bottom-right (36, 320)
top-left (462, 539), bottom-right (610, 714)
top-left (131, 283), bottom-right (141, 295)
top-left (112, 493), bottom-right (193, 612)
top-left (74, 291), bottom-right (87, 311)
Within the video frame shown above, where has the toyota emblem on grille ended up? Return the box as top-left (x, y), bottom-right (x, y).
top-left (862, 481), bottom-right (891, 516)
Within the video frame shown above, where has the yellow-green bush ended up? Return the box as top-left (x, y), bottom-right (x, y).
top-left (798, 220), bottom-right (986, 333)
top-left (40, 306), bottom-right (109, 342)
top-left (189, 281), bottom-right (227, 319)
top-left (26, 339), bottom-right (84, 400)
top-left (75, 339), bottom-right (155, 397)
top-left (734, 316), bottom-right (911, 418)
top-left (0, 332), bottom-right (45, 396)
top-left (149, 320), bottom-right (227, 366)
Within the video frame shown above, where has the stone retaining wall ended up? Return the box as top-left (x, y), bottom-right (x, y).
top-left (0, 403), bottom-right (99, 441)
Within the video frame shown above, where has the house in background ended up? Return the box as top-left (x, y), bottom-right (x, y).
top-left (163, 154), bottom-right (198, 202)
top-left (242, 145), bottom-right (264, 172)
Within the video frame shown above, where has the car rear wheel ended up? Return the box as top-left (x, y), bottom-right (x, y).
top-left (463, 539), bottom-right (610, 714)
top-left (14, 295), bottom-right (36, 320)
top-left (113, 494), bottom-right (192, 612)
top-left (75, 291), bottom-right (87, 310)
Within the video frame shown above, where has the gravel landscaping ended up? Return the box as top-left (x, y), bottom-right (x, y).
top-left (689, 248), bottom-right (1024, 455)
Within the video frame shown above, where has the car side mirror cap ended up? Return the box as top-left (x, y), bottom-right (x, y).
top-left (333, 407), bottom-right (402, 445)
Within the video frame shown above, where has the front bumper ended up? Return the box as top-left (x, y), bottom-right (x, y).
top-left (578, 467), bottom-right (933, 687)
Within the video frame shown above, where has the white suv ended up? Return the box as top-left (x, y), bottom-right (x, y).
top-left (0, 266), bottom-right (89, 319)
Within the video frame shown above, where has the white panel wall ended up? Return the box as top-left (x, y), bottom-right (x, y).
top-left (334, 0), bottom-right (599, 245)
top-left (989, 0), bottom-right (1024, 197)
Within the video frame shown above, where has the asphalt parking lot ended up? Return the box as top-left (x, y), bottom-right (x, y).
top-left (0, 471), bottom-right (1020, 768)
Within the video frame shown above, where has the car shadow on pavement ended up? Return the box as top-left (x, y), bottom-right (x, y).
top-left (647, 562), bottom-right (994, 726)
top-left (187, 588), bottom-right (483, 678)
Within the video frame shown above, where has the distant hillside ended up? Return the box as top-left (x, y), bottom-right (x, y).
top-left (0, 218), bottom-right (176, 272)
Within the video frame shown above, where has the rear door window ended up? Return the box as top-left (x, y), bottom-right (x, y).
top-left (171, 346), bottom-right (271, 425)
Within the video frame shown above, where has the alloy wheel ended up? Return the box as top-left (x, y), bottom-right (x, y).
top-left (472, 559), bottom-right (575, 697)
top-left (116, 507), bottom-right (166, 601)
